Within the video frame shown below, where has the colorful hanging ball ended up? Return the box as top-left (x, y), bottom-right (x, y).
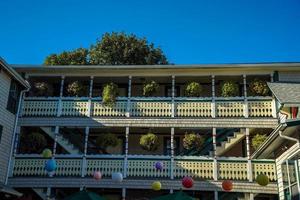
top-left (256, 174), bottom-right (269, 186)
top-left (222, 180), bottom-right (233, 191)
top-left (112, 172), bottom-right (123, 182)
top-left (154, 162), bottom-right (164, 170)
top-left (45, 159), bottom-right (56, 172)
top-left (42, 149), bottom-right (52, 158)
top-left (93, 171), bottom-right (102, 180)
top-left (182, 176), bottom-right (194, 188)
top-left (152, 181), bottom-right (162, 191)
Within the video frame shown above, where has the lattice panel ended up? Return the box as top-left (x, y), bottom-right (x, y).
top-left (216, 101), bottom-right (244, 117)
top-left (127, 160), bottom-right (170, 178)
top-left (86, 159), bottom-right (123, 177)
top-left (173, 160), bottom-right (213, 179)
top-left (92, 101), bottom-right (127, 117)
top-left (248, 101), bottom-right (273, 117)
top-left (252, 162), bottom-right (277, 181)
top-left (61, 101), bottom-right (89, 116)
top-left (22, 100), bottom-right (58, 116)
top-left (218, 161), bottom-right (248, 180)
top-left (131, 102), bottom-right (172, 117)
top-left (176, 102), bottom-right (212, 117)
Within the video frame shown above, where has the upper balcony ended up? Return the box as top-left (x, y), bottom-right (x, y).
top-left (21, 75), bottom-right (276, 121)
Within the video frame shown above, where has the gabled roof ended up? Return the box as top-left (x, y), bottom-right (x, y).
top-left (268, 82), bottom-right (300, 107)
top-left (0, 57), bottom-right (30, 88)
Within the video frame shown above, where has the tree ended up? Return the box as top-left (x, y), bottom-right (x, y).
top-left (44, 48), bottom-right (89, 65)
top-left (89, 32), bottom-right (168, 65)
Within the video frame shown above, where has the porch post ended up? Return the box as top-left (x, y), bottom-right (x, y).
top-left (214, 191), bottom-right (218, 200)
top-left (87, 76), bottom-right (94, 117)
top-left (212, 127), bottom-right (218, 181)
top-left (82, 127), bottom-right (89, 177)
top-left (245, 128), bottom-right (253, 182)
top-left (123, 127), bottom-right (129, 178)
top-left (13, 126), bottom-right (21, 157)
top-left (243, 74), bottom-right (249, 118)
top-left (57, 76), bottom-right (65, 117)
top-left (171, 75), bottom-right (175, 117)
top-left (211, 75), bottom-right (216, 118)
top-left (122, 188), bottom-right (126, 200)
top-left (170, 127), bottom-right (175, 179)
top-left (52, 126), bottom-right (59, 157)
top-left (126, 76), bottom-right (132, 117)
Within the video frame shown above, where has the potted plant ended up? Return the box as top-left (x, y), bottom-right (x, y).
top-left (249, 79), bottom-right (269, 96)
top-left (66, 81), bottom-right (84, 96)
top-left (19, 132), bottom-right (47, 154)
top-left (184, 82), bottom-right (203, 97)
top-left (34, 82), bottom-right (49, 96)
top-left (102, 82), bottom-right (118, 106)
top-left (221, 81), bottom-right (239, 97)
top-left (252, 134), bottom-right (267, 150)
top-left (183, 132), bottom-right (204, 151)
top-left (139, 133), bottom-right (160, 151)
top-left (143, 81), bottom-right (159, 97)
top-left (96, 133), bottom-right (121, 154)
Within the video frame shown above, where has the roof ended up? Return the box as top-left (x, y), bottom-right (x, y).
top-left (0, 58), bottom-right (30, 88)
top-left (268, 82), bottom-right (300, 107)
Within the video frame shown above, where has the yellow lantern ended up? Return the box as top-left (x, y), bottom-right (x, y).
top-left (152, 181), bottom-right (162, 191)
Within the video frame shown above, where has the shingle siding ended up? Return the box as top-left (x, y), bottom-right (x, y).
top-left (279, 72), bottom-right (300, 83)
top-left (0, 70), bottom-right (16, 184)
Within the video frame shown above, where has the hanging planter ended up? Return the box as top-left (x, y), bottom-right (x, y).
top-left (102, 82), bottom-right (118, 106)
top-left (221, 81), bottom-right (239, 97)
top-left (66, 81), bottom-right (85, 97)
top-left (183, 132), bottom-right (204, 151)
top-left (34, 82), bottom-right (49, 96)
top-left (139, 133), bottom-right (160, 151)
top-left (184, 82), bottom-right (203, 97)
top-left (143, 81), bottom-right (159, 97)
top-left (249, 79), bottom-right (269, 96)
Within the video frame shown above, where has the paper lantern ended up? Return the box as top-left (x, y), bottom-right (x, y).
top-left (154, 162), bottom-right (164, 170)
top-left (112, 172), bottom-right (123, 182)
top-left (42, 149), bottom-right (52, 158)
top-left (182, 176), bottom-right (194, 188)
top-left (256, 174), bottom-right (269, 186)
top-left (45, 159), bottom-right (56, 172)
top-left (93, 171), bottom-right (102, 180)
top-left (222, 180), bottom-right (233, 191)
top-left (152, 181), bottom-right (162, 191)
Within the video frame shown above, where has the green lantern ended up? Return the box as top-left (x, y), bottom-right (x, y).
top-left (256, 174), bottom-right (269, 186)
top-left (42, 148), bottom-right (52, 158)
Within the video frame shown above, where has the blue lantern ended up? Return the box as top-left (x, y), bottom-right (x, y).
top-left (45, 159), bottom-right (57, 172)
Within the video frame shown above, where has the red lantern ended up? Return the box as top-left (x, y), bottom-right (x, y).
top-left (182, 176), bottom-right (194, 188)
top-left (222, 180), bottom-right (233, 191)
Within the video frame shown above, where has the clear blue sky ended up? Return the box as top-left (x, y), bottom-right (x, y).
top-left (1, 0), bottom-right (300, 64)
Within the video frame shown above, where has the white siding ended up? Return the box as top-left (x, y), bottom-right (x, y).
top-left (0, 70), bottom-right (15, 184)
top-left (279, 72), bottom-right (300, 82)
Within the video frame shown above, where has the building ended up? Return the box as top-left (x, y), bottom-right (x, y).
top-left (3, 62), bottom-right (300, 200)
top-left (0, 58), bottom-right (29, 197)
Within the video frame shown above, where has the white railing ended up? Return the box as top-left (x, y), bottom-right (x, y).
top-left (21, 97), bottom-right (275, 118)
top-left (12, 156), bottom-right (277, 182)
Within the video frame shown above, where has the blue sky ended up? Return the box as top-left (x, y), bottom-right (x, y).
top-left (1, 0), bottom-right (300, 64)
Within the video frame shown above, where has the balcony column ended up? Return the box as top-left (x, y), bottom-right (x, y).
top-left (214, 191), bottom-right (218, 200)
top-left (212, 127), bottom-right (218, 181)
top-left (82, 127), bottom-right (89, 177)
top-left (211, 75), bottom-right (216, 118)
top-left (171, 75), bottom-right (175, 117)
top-left (170, 127), bottom-right (175, 179)
top-left (243, 74), bottom-right (249, 118)
top-left (87, 76), bottom-right (94, 117)
top-left (52, 126), bottom-right (59, 157)
top-left (126, 76), bottom-right (132, 117)
top-left (122, 188), bottom-right (126, 200)
top-left (123, 127), bottom-right (129, 178)
top-left (57, 76), bottom-right (65, 117)
top-left (245, 128), bottom-right (253, 182)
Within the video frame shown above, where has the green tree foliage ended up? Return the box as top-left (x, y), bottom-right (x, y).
top-left (185, 82), bottom-right (203, 97)
top-left (19, 132), bottom-right (47, 153)
top-left (252, 134), bottom-right (267, 150)
top-left (139, 133), bottom-right (160, 151)
top-left (183, 132), bottom-right (204, 151)
top-left (249, 79), bottom-right (269, 96)
top-left (221, 81), bottom-right (239, 97)
top-left (143, 81), bottom-right (160, 97)
top-left (90, 32), bottom-right (168, 65)
top-left (102, 82), bottom-right (118, 106)
top-left (44, 48), bottom-right (89, 65)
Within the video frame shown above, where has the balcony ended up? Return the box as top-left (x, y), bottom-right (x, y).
top-left (12, 155), bottom-right (277, 182)
top-left (21, 97), bottom-right (275, 118)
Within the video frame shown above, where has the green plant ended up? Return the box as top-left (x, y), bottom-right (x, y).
top-left (102, 82), bottom-right (118, 106)
top-left (139, 133), bottom-right (160, 151)
top-left (96, 133), bottom-right (120, 150)
top-left (183, 132), bottom-right (204, 151)
top-left (34, 82), bottom-right (49, 96)
top-left (221, 81), bottom-right (239, 97)
top-left (185, 82), bottom-right (203, 97)
top-left (66, 81), bottom-right (84, 96)
top-left (143, 81), bottom-right (159, 96)
top-left (252, 134), bottom-right (267, 150)
top-left (249, 79), bottom-right (269, 96)
top-left (19, 132), bottom-right (47, 153)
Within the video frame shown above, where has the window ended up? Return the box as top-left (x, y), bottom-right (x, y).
top-left (165, 86), bottom-right (180, 97)
top-left (0, 125), bottom-right (3, 144)
top-left (7, 79), bottom-right (21, 114)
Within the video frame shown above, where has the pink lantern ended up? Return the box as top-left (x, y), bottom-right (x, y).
top-left (93, 171), bottom-right (102, 180)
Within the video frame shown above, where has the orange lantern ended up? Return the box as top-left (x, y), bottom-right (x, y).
top-left (222, 180), bottom-right (233, 191)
